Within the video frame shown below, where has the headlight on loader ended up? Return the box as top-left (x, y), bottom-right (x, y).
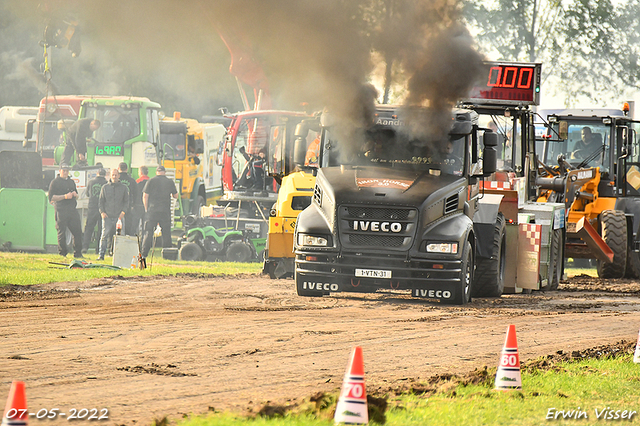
top-left (298, 234), bottom-right (329, 247)
top-left (426, 242), bottom-right (458, 254)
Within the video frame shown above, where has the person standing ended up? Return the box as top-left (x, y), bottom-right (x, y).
top-left (48, 163), bottom-right (83, 258)
top-left (117, 162), bottom-right (137, 236)
top-left (134, 165), bottom-right (150, 236)
top-left (97, 168), bottom-right (129, 261)
top-left (141, 165), bottom-right (178, 258)
top-left (82, 167), bottom-right (108, 253)
top-left (62, 118), bottom-right (101, 166)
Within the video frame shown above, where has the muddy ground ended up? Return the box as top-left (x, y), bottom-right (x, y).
top-left (1, 272), bottom-right (640, 425)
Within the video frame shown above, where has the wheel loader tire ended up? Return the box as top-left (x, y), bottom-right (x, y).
top-left (473, 213), bottom-right (506, 297)
top-left (597, 210), bottom-right (627, 278)
top-left (179, 242), bottom-right (204, 261)
top-left (226, 241), bottom-right (252, 263)
top-left (542, 228), bottom-right (564, 291)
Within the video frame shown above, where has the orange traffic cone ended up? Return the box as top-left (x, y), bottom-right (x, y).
top-left (494, 324), bottom-right (522, 390)
top-left (334, 346), bottom-right (368, 424)
top-left (634, 329), bottom-right (640, 364)
top-left (2, 381), bottom-right (28, 426)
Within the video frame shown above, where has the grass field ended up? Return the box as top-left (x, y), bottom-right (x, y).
top-left (177, 351), bottom-right (640, 426)
top-left (0, 250), bottom-right (262, 286)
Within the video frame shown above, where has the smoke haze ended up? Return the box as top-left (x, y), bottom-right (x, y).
top-left (2, 0), bottom-right (484, 142)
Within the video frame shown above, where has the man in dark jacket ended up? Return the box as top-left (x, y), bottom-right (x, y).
top-left (82, 167), bottom-right (108, 253)
top-left (48, 163), bottom-right (83, 258)
top-left (134, 165), bottom-right (150, 236)
top-left (117, 162), bottom-right (137, 236)
top-left (97, 168), bottom-right (129, 260)
top-left (62, 118), bottom-right (101, 165)
top-left (141, 165), bottom-right (178, 257)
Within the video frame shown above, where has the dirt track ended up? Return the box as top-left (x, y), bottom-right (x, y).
top-left (1, 272), bottom-right (640, 425)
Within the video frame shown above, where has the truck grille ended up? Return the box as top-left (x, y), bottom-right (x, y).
top-left (338, 205), bottom-right (417, 251)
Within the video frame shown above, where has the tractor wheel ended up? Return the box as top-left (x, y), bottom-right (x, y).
top-left (443, 240), bottom-right (473, 305)
top-left (597, 210), bottom-right (627, 278)
top-left (179, 242), bottom-right (204, 261)
top-left (226, 241), bottom-right (252, 263)
top-left (473, 213), bottom-right (506, 297)
top-left (542, 228), bottom-right (564, 290)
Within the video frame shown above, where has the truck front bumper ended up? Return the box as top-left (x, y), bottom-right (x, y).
top-left (295, 251), bottom-right (464, 300)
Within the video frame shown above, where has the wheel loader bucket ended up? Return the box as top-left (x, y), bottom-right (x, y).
top-left (568, 217), bottom-right (614, 263)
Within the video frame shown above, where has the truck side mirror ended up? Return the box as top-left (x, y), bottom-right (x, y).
top-left (24, 119), bottom-right (35, 141)
top-left (483, 131), bottom-right (498, 176)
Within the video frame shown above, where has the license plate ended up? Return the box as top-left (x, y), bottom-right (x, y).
top-left (355, 268), bottom-right (392, 278)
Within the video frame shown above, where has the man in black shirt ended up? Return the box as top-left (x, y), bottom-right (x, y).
top-left (82, 167), bottom-right (108, 253)
top-left (141, 165), bottom-right (178, 257)
top-left (117, 162), bottom-right (137, 236)
top-left (48, 163), bottom-right (83, 258)
top-left (62, 118), bottom-right (101, 165)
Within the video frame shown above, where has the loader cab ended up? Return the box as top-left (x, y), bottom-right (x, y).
top-left (543, 117), bottom-right (612, 174)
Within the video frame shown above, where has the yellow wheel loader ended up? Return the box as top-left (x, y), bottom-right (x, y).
top-left (536, 104), bottom-right (640, 278)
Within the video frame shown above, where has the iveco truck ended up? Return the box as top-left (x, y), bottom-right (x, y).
top-left (294, 106), bottom-right (498, 304)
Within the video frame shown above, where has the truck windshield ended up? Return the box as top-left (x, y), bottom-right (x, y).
top-left (160, 131), bottom-right (186, 161)
top-left (321, 126), bottom-right (466, 176)
top-left (85, 106), bottom-right (141, 145)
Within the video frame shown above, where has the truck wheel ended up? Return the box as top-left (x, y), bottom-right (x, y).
top-left (192, 195), bottom-right (205, 216)
top-left (597, 210), bottom-right (627, 278)
top-left (179, 242), bottom-right (203, 261)
top-left (445, 240), bottom-right (473, 305)
top-left (226, 242), bottom-right (251, 262)
top-left (542, 228), bottom-right (564, 290)
top-left (473, 213), bottom-right (506, 297)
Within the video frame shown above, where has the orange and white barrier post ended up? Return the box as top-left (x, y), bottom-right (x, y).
top-left (495, 324), bottom-right (522, 390)
top-left (335, 346), bottom-right (368, 424)
top-left (2, 381), bottom-right (28, 426)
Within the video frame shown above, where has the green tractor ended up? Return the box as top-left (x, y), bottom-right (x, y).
top-left (177, 214), bottom-right (265, 262)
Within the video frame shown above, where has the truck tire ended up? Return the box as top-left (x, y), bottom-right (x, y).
top-left (473, 213), bottom-right (506, 297)
top-left (192, 195), bottom-right (205, 216)
top-left (597, 210), bottom-right (627, 278)
top-left (542, 228), bottom-right (564, 290)
top-left (179, 242), bottom-right (203, 261)
top-left (226, 241), bottom-right (251, 263)
top-left (444, 240), bottom-right (473, 305)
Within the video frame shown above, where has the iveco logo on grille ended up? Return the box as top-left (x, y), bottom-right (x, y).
top-left (352, 221), bottom-right (402, 232)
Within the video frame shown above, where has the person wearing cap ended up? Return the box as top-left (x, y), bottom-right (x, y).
top-left (141, 165), bottom-right (178, 258)
top-left (97, 168), bottom-right (129, 261)
top-left (48, 163), bottom-right (83, 258)
top-left (82, 167), bottom-right (108, 253)
top-left (117, 162), bottom-right (137, 236)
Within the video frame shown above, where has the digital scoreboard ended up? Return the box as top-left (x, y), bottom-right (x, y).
top-left (464, 62), bottom-right (542, 106)
top-left (95, 143), bottom-right (123, 156)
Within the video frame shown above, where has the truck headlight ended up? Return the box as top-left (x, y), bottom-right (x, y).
top-left (297, 234), bottom-right (329, 247)
top-left (426, 242), bottom-right (458, 254)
